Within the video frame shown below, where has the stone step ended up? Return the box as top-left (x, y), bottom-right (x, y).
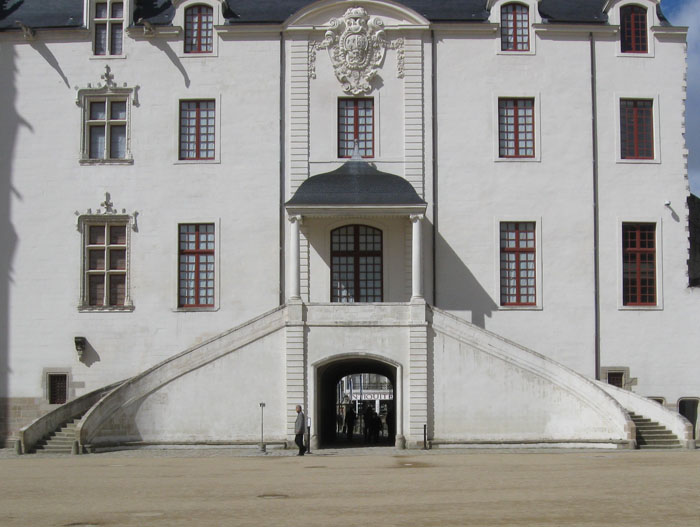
top-left (627, 411), bottom-right (682, 450)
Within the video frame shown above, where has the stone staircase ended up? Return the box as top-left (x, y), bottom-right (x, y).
top-left (629, 412), bottom-right (683, 449)
top-left (32, 414), bottom-right (84, 454)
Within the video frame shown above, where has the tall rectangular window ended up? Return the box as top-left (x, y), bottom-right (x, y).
top-left (500, 222), bottom-right (536, 306)
top-left (499, 98), bottom-right (534, 158)
top-left (179, 100), bottom-right (216, 160)
top-left (85, 98), bottom-right (128, 160)
top-left (179, 224), bottom-right (215, 307)
top-left (184, 5), bottom-right (214, 53)
top-left (621, 5), bottom-right (648, 53)
top-left (338, 98), bottom-right (374, 158)
top-left (94, 0), bottom-right (123, 55)
top-left (84, 222), bottom-right (128, 307)
top-left (622, 223), bottom-right (656, 306)
top-left (501, 3), bottom-right (529, 51)
top-left (620, 99), bottom-right (653, 159)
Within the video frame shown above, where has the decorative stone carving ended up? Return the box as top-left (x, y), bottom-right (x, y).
top-left (75, 192), bottom-right (139, 232)
top-left (311, 7), bottom-right (403, 94)
top-left (75, 65), bottom-right (140, 107)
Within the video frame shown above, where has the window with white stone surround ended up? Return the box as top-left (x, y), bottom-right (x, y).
top-left (93, 0), bottom-right (124, 56)
top-left (77, 66), bottom-right (136, 165)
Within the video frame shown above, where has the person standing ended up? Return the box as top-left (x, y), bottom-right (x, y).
top-left (295, 405), bottom-right (306, 456)
top-left (345, 406), bottom-right (356, 441)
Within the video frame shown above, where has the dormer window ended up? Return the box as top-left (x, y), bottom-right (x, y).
top-left (620, 5), bottom-right (648, 53)
top-left (94, 0), bottom-right (124, 56)
top-left (501, 3), bottom-right (529, 52)
top-left (184, 5), bottom-right (214, 53)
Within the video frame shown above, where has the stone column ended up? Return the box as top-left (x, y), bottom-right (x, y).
top-left (395, 364), bottom-right (405, 448)
top-left (410, 214), bottom-right (424, 300)
top-left (289, 215), bottom-right (302, 301)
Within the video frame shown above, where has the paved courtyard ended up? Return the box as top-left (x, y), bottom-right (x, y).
top-left (1, 446), bottom-right (699, 526)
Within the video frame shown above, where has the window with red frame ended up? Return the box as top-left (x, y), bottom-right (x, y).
top-left (620, 99), bottom-right (653, 159)
top-left (500, 222), bottom-right (536, 306)
top-left (184, 5), bottom-right (213, 53)
top-left (622, 223), bottom-right (656, 306)
top-left (501, 3), bottom-right (529, 51)
top-left (179, 224), bottom-right (215, 307)
top-left (331, 225), bottom-right (382, 303)
top-left (499, 98), bottom-right (535, 158)
top-left (620, 5), bottom-right (647, 53)
top-left (338, 98), bottom-right (374, 158)
top-left (179, 100), bottom-right (215, 160)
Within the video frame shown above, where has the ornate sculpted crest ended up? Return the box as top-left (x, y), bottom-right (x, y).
top-left (320, 7), bottom-right (389, 94)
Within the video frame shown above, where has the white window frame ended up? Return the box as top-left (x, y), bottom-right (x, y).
top-left (173, 94), bottom-right (221, 164)
top-left (90, 0), bottom-right (126, 59)
top-left (493, 216), bottom-right (543, 310)
top-left (173, 218), bottom-right (221, 311)
top-left (493, 93), bottom-right (541, 162)
top-left (76, 69), bottom-right (136, 165)
top-left (616, 217), bottom-right (664, 310)
top-left (77, 214), bottom-right (135, 312)
top-left (614, 93), bottom-right (661, 164)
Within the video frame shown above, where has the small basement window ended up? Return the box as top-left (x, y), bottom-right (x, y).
top-left (607, 371), bottom-right (624, 388)
top-left (48, 374), bottom-right (68, 404)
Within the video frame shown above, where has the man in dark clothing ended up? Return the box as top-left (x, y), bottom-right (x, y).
top-left (295, 405), bottom-right (306, 456)
top-left (345, 406), bottom-right (356, 441)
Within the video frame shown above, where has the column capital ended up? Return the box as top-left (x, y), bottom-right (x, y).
top-left (409, 213), bottom-right (424, 223)
top-left (288, 214), bottom-right (303, 224)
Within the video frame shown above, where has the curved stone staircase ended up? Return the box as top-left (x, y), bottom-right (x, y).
top-left (33, 413), bottom-right (85, 454)
top-left (629, 412), bottom-right (683, 449)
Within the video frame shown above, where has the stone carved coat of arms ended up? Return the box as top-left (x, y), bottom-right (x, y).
top-left (320, 7), bottom-right (391, 94)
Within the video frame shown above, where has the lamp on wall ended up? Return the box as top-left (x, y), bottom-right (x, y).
top-left (74, 336), bottom-right (87, 359)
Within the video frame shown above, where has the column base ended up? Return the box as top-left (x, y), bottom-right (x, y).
top-left (310, 434), bottom-right (319, 450)
top-left (394, 434), bottom-right (406, 449)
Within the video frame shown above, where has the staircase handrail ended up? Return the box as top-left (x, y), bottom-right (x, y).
top-left (18, 380), bottom-right (125, 454)
top-left (596, 381), bottom-right (695, 449)
top-left (430, 306), bottom-right (635, 442)
top-left (77, 305), bottom-right (287, 448)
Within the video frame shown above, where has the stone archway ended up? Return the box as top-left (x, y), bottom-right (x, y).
top-left (314, 355), bottom-right (401, 448)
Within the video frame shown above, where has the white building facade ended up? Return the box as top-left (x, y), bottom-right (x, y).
top-left (0, 0), bottom-right (697, 451)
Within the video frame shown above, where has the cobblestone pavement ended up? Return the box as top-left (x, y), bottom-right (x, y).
top-left (1, 446), bottom-right (699, 526)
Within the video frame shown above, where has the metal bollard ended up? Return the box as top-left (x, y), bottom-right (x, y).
top-left (423, 424), bottom-right (427, 450)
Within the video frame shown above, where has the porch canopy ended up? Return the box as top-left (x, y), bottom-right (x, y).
top-left (285, 159), bottom-right (427, 301)
top-left (285, 159), bottom-right (427, 216)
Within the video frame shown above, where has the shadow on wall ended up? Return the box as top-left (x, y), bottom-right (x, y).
top-left (434, 233), bottom-right (497, 328)
top-left (0, 31), bottom-right (24, 446)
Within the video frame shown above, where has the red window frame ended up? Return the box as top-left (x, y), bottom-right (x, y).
top-left (338, 98), bottom-right (374, 158)
top-left (620, 5), bottom-right (648, 53)
top-left (622, 223), bottom-right (656, 306)
top-left (501, 3), bottom-right (529, 52)
top-left (500, 222), bottom-right (536, 306)
top-left (499, 98), bottom-right (535, 158)
top-left (331, 225), bottom-right (383, 303)
top-left (179, 100), bottom-right (215, 160)
top-left (184, 5), bottom-right (214, 53)
top-left (179, 224), bottom-right (215, 308)
top-left (620, 99), bottom-right (653, 160)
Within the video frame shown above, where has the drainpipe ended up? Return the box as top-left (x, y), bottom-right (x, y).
top-left (279, 31), bottom-right (286, 307)
top-left (431, 30), bottom-right (438, 307)
top-left (590, 32), bottom-right (601, 380)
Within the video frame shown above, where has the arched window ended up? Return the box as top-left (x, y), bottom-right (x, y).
top-left (184, 5), bottom-right (214, 53)
top-left (331, 225), bottom-right (383, 303)
top-left (620, 5), bottom-right (647, 53)
top-left (501, 3), bottom-right (529, 52)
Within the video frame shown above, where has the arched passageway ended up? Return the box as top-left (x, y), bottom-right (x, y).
top-left (316, 357), bottom-right (397, 447)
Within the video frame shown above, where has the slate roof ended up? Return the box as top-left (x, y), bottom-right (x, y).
top-left (285, 160), bottom-right (427, 208)
top-left (0, 0), bottom-right (674, 31)
top-left (0, 0), bottom-right (83, 30)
